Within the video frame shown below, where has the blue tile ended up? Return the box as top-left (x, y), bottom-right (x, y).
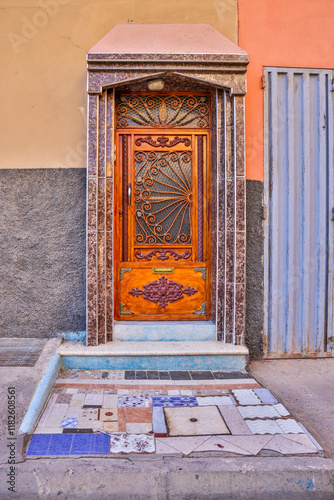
top-left (153, 396), bottom-right (198, 407)
top-left (48, 434), bottom-right (73, 455)
top-left (90, 433), bottom-right (110, 454)
top-left (26, 434), bottom-right (52, 456)
top-left (71, 434), bottom-right (92, 455)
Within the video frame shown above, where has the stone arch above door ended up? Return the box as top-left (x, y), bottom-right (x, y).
top-left (86, 24), bottom-right (248, 346)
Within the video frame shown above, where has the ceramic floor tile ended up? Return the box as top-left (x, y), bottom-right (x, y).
top-left (51, 404), bottom-right (69, 417)
top-left (153, 407), bottom-right (167, 437)
top-left (117, 389), bottom-right (130, 395)
top-left (26, 434), bottom-right (52, 455)
top-left (276, 419), bottom-right (304, 434)
top-left (37, 394), bottom-right (58, 427)
top-left (180, 390), bottom-right (193, 396)
top-left (105, 371), bottom-right (124, 380)
top-left (126, 422), bottom-right (152, 433)
top-left (78, 409), bottom-right (99, 423)
top-left (118, 395), bottom-right (146, 407)
top-left (168, 390), bottom-right (181, 395)
top-left (232, 390), bottom-right (262, 405)
top-left (48, 434), bottom-right (73, 455)
top-left (155, 439), bottom-right (183, 455)
top-left (70, 399), bottom-right (85, 407)
top-left (245, 419), bottom-right (282, 435)
top-left (218, 435), bottom-right (273, 455)
top-left (71, 434), bottom-right (92, 455)
top-left (109, 433), bottom-right (155, 454)
top-left (66, 406), bottom-right (81, 418)
top-left (103, 395), bottom-right (118, 408)
top-left (99, 408), bottom-right (118, 421)
top-left (153, 396), bottom-right (198, 407)
top-left (164, 406), bottom-right (229, 436)
top-left (34, 427), bottom-right (63, 434)
top-left (66, 389), bottom-right (78, 394)
top-left (61, 418), bottom-right (78, 429)
top-left (218, 406), bottom-right (252, 435)
top-left (282, 433), bottom-right (319, 448)
top-left (194, 436), bottom-right (252, 455)
top-left (125, 407), bottom-right (152, 424)
top-left (84, 394), bottom-right (103, 407)
top-left (56, 394), bottom-right (73, 404)
top-left (91, 421), bottom-right (104, 432)
top-left (196, 396), bottom-right (234, 406)
top-left (273, 404), bottom-right (290, 417)
top-left (45, 415), bottom-right (64, 428)
top-left (155, 436), bottom-right (208, 456)
top-left (90, 433), bottom-right (110, 454)
top-left (263, 434), bottom-right (318, 455)
top-left (254, 388), bottom-right (278, 405)
top-left (104, 422), bottom-right (119, 432)
top-left (237, 405), bottom-right (280, 419)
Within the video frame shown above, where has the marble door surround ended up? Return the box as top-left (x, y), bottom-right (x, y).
top-left (86, 24), bottom-right (248, 346)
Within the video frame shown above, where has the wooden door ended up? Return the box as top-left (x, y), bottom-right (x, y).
top-left (114, 93), bottom-right (211, 320)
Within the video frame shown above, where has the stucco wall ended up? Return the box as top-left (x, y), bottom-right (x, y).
top-left (238, 0), bottom-right (334, 181)
top-left (0, 0), bottom-right (238, 170)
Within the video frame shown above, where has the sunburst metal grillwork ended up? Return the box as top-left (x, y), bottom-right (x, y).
top-left (117, 95), bottom-right (209, 128)
top-left (134, 150), bottom-right (192, 245)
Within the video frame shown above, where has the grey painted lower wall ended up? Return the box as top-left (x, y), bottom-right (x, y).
top-left (0, 169), bottom-right (86, 338)
top-left (245, 179), bottom-right (264, 359)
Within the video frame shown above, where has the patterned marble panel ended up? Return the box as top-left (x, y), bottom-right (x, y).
top-left (109, 433), bottom-right (155, 454)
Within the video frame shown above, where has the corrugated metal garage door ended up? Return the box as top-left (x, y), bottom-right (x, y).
top-left (263, 67), bottom-right (334, 357)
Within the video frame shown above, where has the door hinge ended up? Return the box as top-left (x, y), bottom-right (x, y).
top-left (261, 75), bottom-right (266, 90)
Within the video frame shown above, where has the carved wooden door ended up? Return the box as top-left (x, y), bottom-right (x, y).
top-left (114, 93), bottom-right (211, 320)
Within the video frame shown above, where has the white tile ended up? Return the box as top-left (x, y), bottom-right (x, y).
top-left (263, 435), bottom-right (318, 455)
top-left (50, 404), bottom-right (69, 417)
top-left (84, 394), bottom-right (103, 406)
top-left (103, 395), bottom-right (118, 408)
top-left (194, 436), bottom-right (252, 455)
top-left (168, 390), bottom-right (180, 395)
top-left (34, 427), bottom-right (63, 434)
top-left (164, 406), bottom-right (229, 436)
top-left (237, 405), bottom-right (280, 419)
top-left (180, 390), bottom-right (193, 396)
top-left (117, 389), bottom-right (130, 395)
top-left (197, 396), bottom-right (234, 406)
top-left (45, 415), bottom-right (63, 428)
top-left (276, 419), bottom-right (304, 434)
top-left (66, 388), bottom-right (78, 394)
top-left (65, 406), bottom-right (81, 418)
top-left (37, 394), bottom-right (58, 427)
top-left (126, 422), bottom-right (152, 434)
top-left (155, 439), bottom-right (183, 455)
top-left (245, 419), bottom-right (282, 435)
top-left (155, 436), bottom-right (208, 456)
top-left (232, 390), bottom-right (262, 405)
top-left (218, 405), bottom-right (252, 435)
top-left (218, 435), bottom-right (273, 455)
top-left (273, 404), bottom-right (290, 417)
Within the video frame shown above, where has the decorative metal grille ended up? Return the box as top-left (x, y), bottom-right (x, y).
top-left (134, 150), bottom-right (192, 245)
top-left (117, 95), bottom-right (209, 128)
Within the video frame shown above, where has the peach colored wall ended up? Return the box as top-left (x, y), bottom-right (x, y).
top-left (0, 0), bottom-right (238, 169)
top-left (238, 0), bottom-right (334, 181)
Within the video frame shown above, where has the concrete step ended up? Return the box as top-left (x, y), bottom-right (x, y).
top-left (57, 340), bottom-right (248, 371)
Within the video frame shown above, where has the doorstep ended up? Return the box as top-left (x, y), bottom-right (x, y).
top-left (57, 340), bottom-right (249, 371)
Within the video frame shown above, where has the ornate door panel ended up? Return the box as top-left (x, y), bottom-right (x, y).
top-left (114, 93), bottom-right (211, 320)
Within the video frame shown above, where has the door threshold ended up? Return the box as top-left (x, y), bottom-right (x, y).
top-left (113, 321), bottom-right (216, 341)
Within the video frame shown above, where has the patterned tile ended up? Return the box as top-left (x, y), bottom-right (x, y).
top-left (61, 418), bottom-right (78, 429)
top-left (152, 407), bottom-right (167, 437)
top-left (232, 390), bottom-right (262, 405)
top-left (56, 394), bottom-right (73, 404)
top-left (237, 405), bottom-right (280, 419)
top-left (276, 419), bottom-right (304, 434)
top-left (273, 404), bottom-right (290, 417)
top-left (153, 396), bottom-right (198, 407)
top-left (254, 388), bottom-right (278, 405)
top-left (109, 433), bottom-right (155, 454)
top-left (196, 396), bottom-right (234, 406)
top-left (104, 422), bottom-right (119, 432)
top-left (245, 419), bottom-right (282, 435)
top-left (78, 409), bottom-right (99, 424)
top-left (218, 406), bottom-right (252, 435)
top-left (164, 406), bottom-right (230, 436)
top-left (118, 395), bottom-right (146, 407)
top-left (99, 408), bottom-right (118, 421)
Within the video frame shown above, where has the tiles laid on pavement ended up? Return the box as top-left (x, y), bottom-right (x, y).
top-left (26, 369), bottom-right (322, 458)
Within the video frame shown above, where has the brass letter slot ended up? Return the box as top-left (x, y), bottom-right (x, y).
top-left (152, 267), bottom-right (174, 274)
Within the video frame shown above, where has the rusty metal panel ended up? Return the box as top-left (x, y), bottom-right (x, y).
top-left (263, 67), bottom-right (334, 358)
